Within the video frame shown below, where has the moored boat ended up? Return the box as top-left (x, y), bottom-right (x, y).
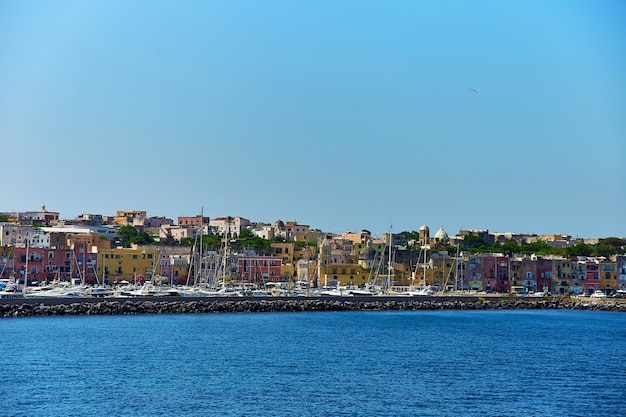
top-left (591, 290), bottom-right (607, 298)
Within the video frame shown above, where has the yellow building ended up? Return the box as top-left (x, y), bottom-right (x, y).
top-left (294, 230), bottom-right (325, 245)
top-left (316, 237), bottom-right (365, 287)
top-left (321, 263), bottom-right (369, 287)
top-left (0, 246), bottom-right (15, 279)
top-left (113, 210), bottom-right (147, 226)
top-left (552, 258), bottom-right (573, 295)
top-left (97, 247), bottom-right (160, 283)
top-left (509, 258), bottom-right (523, 293)
top-left (67, 232), bottom-right (111, 252)
top-left (393, 260), bottom-right (414, 286)
top-left (271, 242), bottom-right (317, 281)
top-left (428, 252), bottom-right (458, 290)
top-left (599, 260), bottom-right (617, 293)
top-left (271, 242), bottom-right (297, 265)
top-left (341, 231), bottom-right (371, 245)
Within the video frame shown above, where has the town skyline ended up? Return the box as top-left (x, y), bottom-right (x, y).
top-left (2, 206), bottom-right (625, 297)
top-left (2, 205), bottom-right (624, 241)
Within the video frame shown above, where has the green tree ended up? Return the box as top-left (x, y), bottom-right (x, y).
top-left (180, 237), bottom-right (195, 246)
top-left (460, 235), bottom-right (491, 252)
top-left (134, 231), bottom-right (154, 245)
top-left (565, 243), bottom-right (593, 257)
top-left (501, 241), bottom-right (519, 256)
top-left (399, 230), bottom-right (420, 241)
top-left (117, 225), bottom-right (138, 248)
top-left (0, 214), bottom-right (8, 222)
top-left (229, 228), bottom-right (272, 249)
top-left (201, 234), bottom-right (223, 248)
top-left (238, 228), bottom-right (255, 240)
top-left (596, 237), bottom-right (626, 256)
top-left (520, 240), bottom-right (555, 255)
top-left (163, 234), bottom-right (176, 246)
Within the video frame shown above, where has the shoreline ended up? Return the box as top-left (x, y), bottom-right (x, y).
top-left (1, 296), bottom-right (625, 317)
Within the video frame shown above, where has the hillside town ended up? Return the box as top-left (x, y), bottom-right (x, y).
top-left (1, 206), bottom-right (625, 297)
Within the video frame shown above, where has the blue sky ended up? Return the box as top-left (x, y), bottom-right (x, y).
top-left (1, 0), bottom-right (624, 238)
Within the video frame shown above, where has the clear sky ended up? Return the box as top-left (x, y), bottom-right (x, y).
top-left (1, 0), bottom-right (625, 238)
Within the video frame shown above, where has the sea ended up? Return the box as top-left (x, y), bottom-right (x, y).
top-left (1, 309), bottom-right (624, 417)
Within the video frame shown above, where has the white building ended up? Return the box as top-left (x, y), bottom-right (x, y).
top-left (274, 220), bottom-right (310, 241)
top-left (0, 223), bottom-right (31, 247)
top-left (251, 223), bottom-right (275, 240)
top-left (209, 216), bottom-right (251, 238)
top-left (41, 225), bottom-right (118, 241)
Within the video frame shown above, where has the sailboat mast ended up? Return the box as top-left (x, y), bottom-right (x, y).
top-left (388, 224), bottom-right (393, 292)
top-left (82, 243), bottom-right (86, 285)
top-left (199, 207), bottom-right (204, 286)
top-left (102, 249), bottom-right (106, 286)
top-left (455, 243), bottom-right (460, 292)
top-left (24, 229), bottom-right (29, 289)
top-left (423, 247), bottom-right (427, 288)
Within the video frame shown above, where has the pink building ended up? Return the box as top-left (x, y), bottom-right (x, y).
top-left (521, 258), bottom-right (538, 293)
top-left (584, 260), bottom-right (599, 294)
top-left (178, 216), bottom-right (210, 226)
top-left (481, 255), bottom-right (509, 293)
top-left (10, 244), bottom-right (99, 285)
top-left (536, 258), bottom-right (553, 293)
top-left (237, 255), bottom-right (282, 283)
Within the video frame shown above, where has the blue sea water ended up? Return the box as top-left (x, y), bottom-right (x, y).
top-left (1, 309), bottom-right (625, 417)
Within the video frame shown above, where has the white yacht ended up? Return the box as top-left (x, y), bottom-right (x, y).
top-left (590, 290), bottom-right (607, 298)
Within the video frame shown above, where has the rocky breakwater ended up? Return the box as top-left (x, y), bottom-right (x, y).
top-left (1, 296), bottom-right (626, 318)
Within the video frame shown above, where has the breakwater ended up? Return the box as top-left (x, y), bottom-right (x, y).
top-left (1, 296), bottom-right (625, 317)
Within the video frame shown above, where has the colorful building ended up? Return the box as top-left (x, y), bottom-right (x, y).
top-left (478, 254), bottom-right (509, 293)
top-left (598, 259), bottom-right (617, 294)
top-left (97, 247), bottom-right (160, 284)
top-left (617, 255), bottom-right (626, 291)
top-left (552, 258), bottom-right (573, 295)
top-left (584, 260), bottom-right (600, 294)
top-left (237, 255), bottom-right (282, 283)
top-left (536, 258), bottom-right (553, 293)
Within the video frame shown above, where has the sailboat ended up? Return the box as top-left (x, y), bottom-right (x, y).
top-left (0, 247), bottom-right (23, 298)
top-left (183, 215), bottom-right (241, 297)
top-left (407, 246), bottom-right (435, 296)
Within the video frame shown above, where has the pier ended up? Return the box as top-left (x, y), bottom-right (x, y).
top-left (2, 295), bottom-right (625, 317)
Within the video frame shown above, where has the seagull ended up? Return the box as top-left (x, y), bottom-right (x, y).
top-left (469, 88), bottom-right (480, 93)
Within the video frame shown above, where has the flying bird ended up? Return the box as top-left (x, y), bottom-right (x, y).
top-left (469, 88), bottom-right (480, 93)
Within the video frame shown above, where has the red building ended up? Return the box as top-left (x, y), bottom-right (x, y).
top-left (10, 244), bottom-right (99, 285)
top-left (584, 260), bottom-right (600, 294)
top-left (237, 255), bottom-right (282, 284)
top-left (481, 255), bottom-right (509, 293)
top-left (178, 216), bottom-right (210, 226)
top-left (536, 258), bottom-right (554, 293)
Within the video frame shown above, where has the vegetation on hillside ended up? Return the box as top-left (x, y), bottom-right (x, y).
top-left (119, 224), bottom-right (624, 257)
top-left (458, 235), bottom-right (626, 257)
top-left (116, 225), bottom-right (155, 247)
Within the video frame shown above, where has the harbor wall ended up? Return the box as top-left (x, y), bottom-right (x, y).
top-left (1, 296), bottom-right (625, 317)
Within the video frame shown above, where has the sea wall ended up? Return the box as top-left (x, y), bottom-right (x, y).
top-left (2, 297), bottom-right (625, 317)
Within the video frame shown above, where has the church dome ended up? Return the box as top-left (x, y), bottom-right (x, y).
top-left (419, 225), bottom-right (429, 232)
top-left (434, 226), bottom-right (448, 242)
top-left (358, 242), bottom-right (377, 261)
